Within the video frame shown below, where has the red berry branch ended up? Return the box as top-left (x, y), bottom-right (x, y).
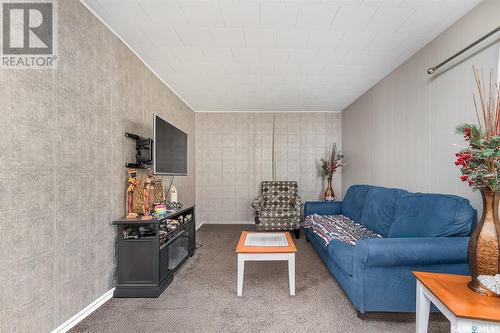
top-left (455, 67), bottom-right (500, 192)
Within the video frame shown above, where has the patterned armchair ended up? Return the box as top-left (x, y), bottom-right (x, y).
top-left (252, 181), bottom-right (303, 238)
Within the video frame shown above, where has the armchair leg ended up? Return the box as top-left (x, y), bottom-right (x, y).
top-left (293, 229), bottom-right (300, 239)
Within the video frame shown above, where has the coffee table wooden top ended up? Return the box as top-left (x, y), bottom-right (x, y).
top-left (236, 231), bottom-right (297, 253)
top-left (413, 271), bottom-right (500, 322)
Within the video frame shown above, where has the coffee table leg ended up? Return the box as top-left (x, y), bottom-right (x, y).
top-left (416, 281), bottom-right (430, 333)
top-left (237, 254), bottom-right (244, 296)
top-left (288, 253), bottom-right (295, 296)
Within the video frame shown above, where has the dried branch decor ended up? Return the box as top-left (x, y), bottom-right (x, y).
top-left (455, 67), bottom-right (500, 191)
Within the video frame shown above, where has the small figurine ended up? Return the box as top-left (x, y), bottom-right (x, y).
top-left (152, 175), bottom-right (165, 204)
top-left (126, 169), bottom-right (139, 219)
top-left (142, 169), bottom-right (154, 220)
top-left (169, 185), bottom-right (178, 203)
top-left (132, 176), bottom-right (144, 214)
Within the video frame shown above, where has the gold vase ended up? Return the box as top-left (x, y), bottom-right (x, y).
top-left (324, 177), bottom-right (335, 201)
top-left (468, 190), bottom-right (500, 296)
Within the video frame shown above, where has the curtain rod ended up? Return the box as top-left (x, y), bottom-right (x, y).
top-left (427, 25), bottom-right (500, 75)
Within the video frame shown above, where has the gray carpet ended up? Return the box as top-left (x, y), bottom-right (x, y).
top-left (71, 224), bottom-right (449, 333)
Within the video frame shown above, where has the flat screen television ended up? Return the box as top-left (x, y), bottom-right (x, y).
top-left (153, 114), bottom-right (188, 176)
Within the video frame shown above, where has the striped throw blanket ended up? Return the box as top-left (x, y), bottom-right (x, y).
top-left (304, 214), bottom-right (381, 246)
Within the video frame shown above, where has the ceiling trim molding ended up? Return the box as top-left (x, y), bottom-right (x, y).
top-left (196, 110), bottom-right (343, 113)
top-left (79, 0), bottom-right (198, 113)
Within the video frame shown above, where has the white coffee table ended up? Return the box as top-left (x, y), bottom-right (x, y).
top-left (235, 231), bottom-right (297, 296)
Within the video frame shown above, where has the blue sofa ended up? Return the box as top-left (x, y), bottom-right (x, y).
top-left (304, 185), bottom-right (476, 313)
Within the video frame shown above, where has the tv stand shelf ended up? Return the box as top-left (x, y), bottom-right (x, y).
top-left (112, 206), bottom-right (196, 298)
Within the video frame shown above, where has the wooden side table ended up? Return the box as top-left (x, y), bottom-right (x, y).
top-left (413, 272), bottom-right (500, 333)
top-left (235, 231), bottom-right (297, 296)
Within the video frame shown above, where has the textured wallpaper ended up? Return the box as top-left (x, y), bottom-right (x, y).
top-left (196, 112), bottom-right (342, 224)
top-left (0, 1), bottom-right (196, 331)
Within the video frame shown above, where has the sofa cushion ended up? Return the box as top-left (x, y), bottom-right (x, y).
top-left (328, 239), bottom-right (354, 276)
top-left (387, 193), bottom-right (474, 238)
top-left (342, 185), bottom-right (374, 221)
top-left (359, 187), bottom-right (408, 236)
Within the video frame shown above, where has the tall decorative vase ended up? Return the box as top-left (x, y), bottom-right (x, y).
top-left (324, 177), bottom-right (335, 201)
top-left (468, 190), bottom-right (500, 296)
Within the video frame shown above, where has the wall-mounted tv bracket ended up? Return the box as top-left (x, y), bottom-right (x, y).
top-left (125, 132), bottom-right (153, 169)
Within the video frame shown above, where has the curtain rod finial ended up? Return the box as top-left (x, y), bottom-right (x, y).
top-left (427, 67), bottom-right (435, 75)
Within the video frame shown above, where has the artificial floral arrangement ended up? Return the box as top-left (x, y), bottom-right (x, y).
top-left (321, 142), bottom-right (344, 179)
top-left (320, 143), bottom-right (343, 201)
top-left (455, 68), bottom-right (500, 191)
top-left (454, 67), bottom-right (500, 297)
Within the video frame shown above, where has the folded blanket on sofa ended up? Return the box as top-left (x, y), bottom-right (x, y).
top-left (304, 214), bottom-right (381, 246)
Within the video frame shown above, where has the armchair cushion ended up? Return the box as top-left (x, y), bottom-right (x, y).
top-left (261, 181), bottom-right (298, 208)
top-left (260, 207), bottom-right (299, 219)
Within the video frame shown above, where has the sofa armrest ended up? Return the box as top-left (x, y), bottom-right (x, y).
top-left (354, 237), bottom-right (469, 268)
top-left (304, 201), bottom-right (342, 217)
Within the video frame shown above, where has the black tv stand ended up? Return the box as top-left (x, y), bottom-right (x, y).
top-left (112, 206), bottom-right (196, 298)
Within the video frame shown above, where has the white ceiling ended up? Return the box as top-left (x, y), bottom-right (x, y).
top-left (83, 0), bottom-right (481, 112)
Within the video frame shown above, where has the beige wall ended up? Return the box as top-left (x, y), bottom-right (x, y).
top-left (0, 1), bottom-right (196, 331)
top-left (196, 112), bottom-right (342, 224)
top-left (342, 0), bottom-right (500, 213)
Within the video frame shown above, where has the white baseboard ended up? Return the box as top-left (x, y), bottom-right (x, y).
top-left (51, 288), bottom-right (115, 333)
top-left (195, 221), bottom-right (204, 230)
